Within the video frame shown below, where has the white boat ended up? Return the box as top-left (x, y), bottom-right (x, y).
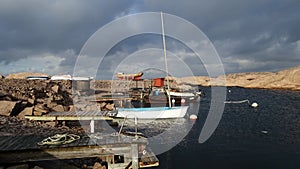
top-left (116, 106), bottom-right (189, 119)
top-left (114, 12), bottom-right (189, 119)
top-left (168, 91), bottom-right (196, 97)
top-left (168, 91), bottom-right (201, 102)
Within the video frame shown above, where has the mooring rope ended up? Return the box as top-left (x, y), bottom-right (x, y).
top-left (37, 134), bottom-right (80, 146)
top-left (224, 99), bottom-right (250, 104)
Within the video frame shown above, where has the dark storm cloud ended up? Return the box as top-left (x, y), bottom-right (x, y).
top-left (139, 0), bottom-right (300, 73)
top-left (0, 0), bottom-right (136, 63)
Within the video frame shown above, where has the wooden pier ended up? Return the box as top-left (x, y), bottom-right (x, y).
top-left (0, 133), bottom-right (159, 169)
top-left (25, 111), bottom-right (116, 133)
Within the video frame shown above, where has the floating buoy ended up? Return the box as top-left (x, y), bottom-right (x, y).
top-left (251, 102), bottom-right (258, 108)
top-left (261, 130), bottom-right (268, 134)
top-left (189, 114), bottom-right (197, 120)
top-left (181, 99), bottom-right (186, 103)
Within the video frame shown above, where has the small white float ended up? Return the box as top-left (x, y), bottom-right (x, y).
top-left (251, 102), bottom-right (259, 108)
top-left (189, 114), bottom-right (198, 120)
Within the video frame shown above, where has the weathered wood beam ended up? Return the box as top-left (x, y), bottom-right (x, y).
top-left (24, 116), bottom-right (113, 121)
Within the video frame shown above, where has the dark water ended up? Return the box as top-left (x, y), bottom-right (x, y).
top-left (134, 87), bottom-right (300, 169)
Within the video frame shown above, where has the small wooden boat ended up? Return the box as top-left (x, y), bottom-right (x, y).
top-left (115, 72), bottom-right (143, 80)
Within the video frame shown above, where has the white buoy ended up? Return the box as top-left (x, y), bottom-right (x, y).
top-left (172, 99), bottom-right (175, 106)
top-left (189, 114), bottom-right (197, 120)
top-left (261, 130), bottom-right (268, 134)
top-left (251, 102), bottom-right (259, 108)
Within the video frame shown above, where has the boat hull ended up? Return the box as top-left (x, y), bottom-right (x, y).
top-left (115, 72), bottom-right (143, 80)
top-left (116, 106), bottom-right (189, 119)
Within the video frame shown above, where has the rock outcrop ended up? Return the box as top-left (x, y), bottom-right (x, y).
top-left (177, 66), bottom-right (300, 90)
top-left (5, 72), bottom-right (49, 79)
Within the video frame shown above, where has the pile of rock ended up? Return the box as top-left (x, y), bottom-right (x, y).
top-left (0, 79), bottom-right (73, 118)
top-left (0, 78), bottom-right (117, 119)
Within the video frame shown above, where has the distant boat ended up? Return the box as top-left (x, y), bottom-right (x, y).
top-left (115, 72), bottom-right (143, 80)
top-left (50, 75), bottom-right (72, 80)
top-left (117, 106), bottom-right (189, 119)
top-left (147, 89), bottom-right (201, 106)
top-left (26, 76), bottom-right (50, 80)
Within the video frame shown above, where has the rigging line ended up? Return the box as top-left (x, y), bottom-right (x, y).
top-left (224, 99), bottom-right (250, 104)
top-left (161, 11), bottom-right (172, 108)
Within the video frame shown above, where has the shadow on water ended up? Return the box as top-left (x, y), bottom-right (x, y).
top-left (146, 87), bottom-right (300, 169)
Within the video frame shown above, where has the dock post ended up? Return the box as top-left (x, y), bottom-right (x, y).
top-left (90, 119), bottom-right (95, 133)
top-left (131, 143), bottom-right (139, 169)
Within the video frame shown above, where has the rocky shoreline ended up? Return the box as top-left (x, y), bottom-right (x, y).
top-left (174, 66), bottom-right (300, 91)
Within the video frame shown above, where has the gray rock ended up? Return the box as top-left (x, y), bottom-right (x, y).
top-left (33, 104), bottom-right (48, 116)
top-left (0, 101), bottom-right (18, 116)
top-left (27, 98), bottom-right (35, 105)
top-left (51, 85), bottom-right (59, 93)
top-left (68, 105), bottom-right (75, 112)
top-left (18, 106), bottom-right (34, 118)
top-left (51, 105), bottom-right (65, 112)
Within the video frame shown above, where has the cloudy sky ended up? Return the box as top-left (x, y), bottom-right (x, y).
top-left (0, 0), bottom-right (299, 79)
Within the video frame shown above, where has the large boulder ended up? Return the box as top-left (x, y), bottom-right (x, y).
top-left (0, 101), bottom-right (19, 116)
top-left (18, 106), bottom-right (34, 118)
top-left (0, 74), bottom-right (4, 79)
top-left (5, 72), bottom-right (49, 79)
top-left (51, 104), bottom-right (65, 112)
top-left (33, 104), bottom-right (49, 116)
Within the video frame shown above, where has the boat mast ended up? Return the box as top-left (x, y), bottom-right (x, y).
top-left (161, 12), bottom-right (172, 108)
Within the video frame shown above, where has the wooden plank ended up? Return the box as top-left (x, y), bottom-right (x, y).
top-left (90, 119), bottom-right (95, 133)
top-left (0, 146), bottom-right (114, 163)
top-left (90, 98), bottom-right (133, 102)
top-left (25, 116), bottom-right (113, 121)
top-left (131, 144), bottom-right (139, 169)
